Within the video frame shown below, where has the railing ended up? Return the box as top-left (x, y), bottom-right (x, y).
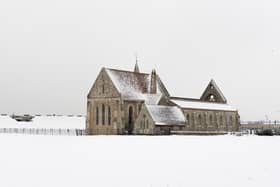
top-left (0, 128), bottom-right (87, 136)
top-left (241, 121), bottom-right (280, 126)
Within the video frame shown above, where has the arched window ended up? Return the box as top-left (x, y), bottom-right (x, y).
top-left (102, 78), bottom-right (105, 94)
top-left (108, 106), bottom-right (111, 126)
top-left (209, 95), bottom-right (216, 102)
top-left (102, 104), bottom-right (105, 125)
top-left (198, 114), bottom-right (202, 126)
top-left (204, 113), bottom-right (207, 127)
top-left (207, 94), bottom-right (216, 102)
top-left (96, 107), bottom-right (99, 125)
top-left (129, 106), bottom-right (133, 125)
top-left (220, 116), bottom-right (223, 126)
top-left (146, 120), bottom-right (149, 129)
top-left (87, 101), bottom-right (90, 110)
top-left (229, 116), bottom-right (233, 126)
top-left (127, 106), bottom-right (134, 134)
top-left (138, 104), bottom-right (142, 114)
top-left (186, 114), bottom-right (190, 124)
top-left (210, 115), bottom-right (213, 126)
top-left (191, 113), bottom-right (195, 126)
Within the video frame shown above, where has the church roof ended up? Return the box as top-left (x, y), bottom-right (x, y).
top-left (143, 94), bottom-right (163, 105)
top-left (105, 68), bottom-right (170, 100)
top-left (170, 98), bottom-right (237, 112)
top-left (146, 105), bottom-right (186, 126)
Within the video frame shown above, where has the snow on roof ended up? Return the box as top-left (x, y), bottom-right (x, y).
top-left (146, 105), bottom-right (186, 126)
top-left (105, 68), bottom-right (169, 100)
top-left (105, 68), bottom-right (148, 100)
top-left (171, 99), bottom-right (237, 111)
top-left (144, 94), bottom-right (162, 105)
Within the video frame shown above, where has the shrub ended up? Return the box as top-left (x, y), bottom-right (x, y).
top-left (256, 129), bottom-right (274, 136)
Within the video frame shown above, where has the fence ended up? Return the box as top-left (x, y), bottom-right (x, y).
top-left (0, 128), bottom-right (87, 136)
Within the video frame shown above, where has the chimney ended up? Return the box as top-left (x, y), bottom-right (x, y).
top-left (150, 69), bottom-right (157, 94)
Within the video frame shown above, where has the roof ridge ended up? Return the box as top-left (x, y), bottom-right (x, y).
top-left (170, 99), bottom-right (237, 111)
top-left (146, 105), bottom-right (179, 108)
top-left (171, 98), bottom-right (230, 105)
top-left (106, 68), bottom-right (149, 75)
top-left (170, 96), bottom-right (200, 101)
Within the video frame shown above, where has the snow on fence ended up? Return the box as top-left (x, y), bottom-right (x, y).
top-left (0, 115), bottom-right (86, 136)
top-left (0, 128), bottom-right (87, 136)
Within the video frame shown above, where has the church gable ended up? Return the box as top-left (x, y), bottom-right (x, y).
top-left (200, 79), bottom-right (227, 103)
top-left (87, 68), bottom-right (120, 98)
top-left (158, 96), bottom-right (175, 106)
top-left (135, 104), bottom-right (154, 125)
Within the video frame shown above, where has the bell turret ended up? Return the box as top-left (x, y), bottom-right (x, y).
top-left (134, 62), bottom-right (140, 73)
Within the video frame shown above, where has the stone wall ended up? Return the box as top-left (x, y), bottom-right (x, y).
top-left (182, 109), bottom-right (239, 132)
top-left (87, 69), bottom-right (122, 135)
top-left (87, 98), bottom-right (122, 135)
top-left (133, 105), bottom-right (155, 135)
top-left (154, 126), bottom-right (184, 135)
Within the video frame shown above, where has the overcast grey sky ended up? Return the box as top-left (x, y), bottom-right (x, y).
top-left (0, 0), bottom-right (279, 120)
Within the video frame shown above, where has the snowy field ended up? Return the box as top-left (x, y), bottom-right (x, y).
top-left (0, 115), bottom-right (85, 129)
top-left (0, 134), bottom-right (279, 187)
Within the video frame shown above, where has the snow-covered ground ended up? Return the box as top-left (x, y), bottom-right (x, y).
top-left (0, 115), bottom-right (85, 129)
top-left (0, 134), bottom-right (279, 187)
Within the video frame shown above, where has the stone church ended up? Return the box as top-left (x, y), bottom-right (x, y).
top-left (86, 64), bottom-right (240, 135)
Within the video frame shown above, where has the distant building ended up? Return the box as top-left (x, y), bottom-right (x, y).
top-left (86, 64), bottom-right (240, 135)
